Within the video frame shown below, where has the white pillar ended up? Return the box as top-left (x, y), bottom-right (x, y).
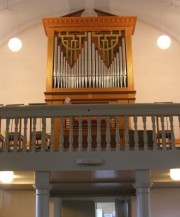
top-left (134, 170), bottom-right (153, 217)
top-left (54, 197), bottom-right (61, 217)
top-left (115, 199), bottom-right (130, 217)
top-left (33, 171), bottom-right (52, 217)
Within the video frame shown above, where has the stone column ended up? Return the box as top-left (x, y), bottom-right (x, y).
top-left (33, 171), bottom-right (52, 217)
top-left (134, 170), bottom-right (153, 217)
top-left (54, 197), bottom-right (61, 217)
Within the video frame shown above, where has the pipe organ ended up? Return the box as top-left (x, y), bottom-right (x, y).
top-left (43, 9), bottom-right (137, 147)
top-left (43, 9), bottom-right (137, 104)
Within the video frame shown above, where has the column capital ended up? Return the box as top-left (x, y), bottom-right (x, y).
top-left (133, 183), bottom-right (153, 194)
top-left (33, 184), bottom-right (52, 191)
top-left (35, 171), bottom-right (50, 186)
top-left (133, 182), bottom-right (153, 190)
top-left (135, 169), bottom-right (151, 184)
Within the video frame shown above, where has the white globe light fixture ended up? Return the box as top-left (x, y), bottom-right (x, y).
top-left (157, 34), bottom-right (171, 50)
top-left (8, 37), bottom-right (22, 52)
top-left (170, 169), bottom-right (180, 181)
top-left (0, 171), bottom-right (14, 183)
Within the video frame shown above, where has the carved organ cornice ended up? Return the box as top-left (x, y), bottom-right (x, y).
top-left (43, 16), bottom-right (137, 36)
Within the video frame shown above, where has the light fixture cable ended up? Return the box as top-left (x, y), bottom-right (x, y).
top-left (160, 7), bottom-right (164, 35)
top-left (8, 7), bottom-right (22, 52)
top-left (157, 6), bottom-right (171, 49)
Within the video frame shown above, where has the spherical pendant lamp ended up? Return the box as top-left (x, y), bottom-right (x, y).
top-left (170, 169), bottom-right (180, 181)
top-left (8, 37), bottom-right (22, 52)
top-left (157, 34), bottom-right (171, 50)
top-left (0, 171), bottom-right (14, 183)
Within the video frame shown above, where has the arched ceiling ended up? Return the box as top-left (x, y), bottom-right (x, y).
top-left (0, 0), bottom-right (180, 46)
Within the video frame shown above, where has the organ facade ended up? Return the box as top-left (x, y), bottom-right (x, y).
top-left (43, 9), bottom-right (137, 105)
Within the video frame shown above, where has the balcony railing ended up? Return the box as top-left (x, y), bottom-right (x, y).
top-left (0, 103), bottom-right (180, 153)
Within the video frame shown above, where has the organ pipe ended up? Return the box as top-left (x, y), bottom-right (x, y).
top-left (53, 37), bottom-right (58, 88)
top-left (122, 38), bottom-right (127, 87)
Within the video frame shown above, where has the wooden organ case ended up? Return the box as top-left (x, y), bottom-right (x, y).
top-left (43, 10), bottom-right (137, 148)
top-left (43, 10), bottom-right (137, 105)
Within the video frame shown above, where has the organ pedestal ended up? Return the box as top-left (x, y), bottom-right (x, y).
top-left (42, 9), bottom-right (137, 147)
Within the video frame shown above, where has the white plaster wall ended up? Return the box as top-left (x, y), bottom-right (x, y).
top-left (133, 21), bottom-right (180, 103)
top-left (131, 188), bottom-right (180, 217)
top-left (0, 24), bottom-right (47, 105)
top-left (0, 20), bottom-right (180, 105)
top-left (0, 190), bottom-right (35, 217)
top-left (151, 188), bottom-right (180, 217)
top-left (0, 190), bottom-right (54, 217)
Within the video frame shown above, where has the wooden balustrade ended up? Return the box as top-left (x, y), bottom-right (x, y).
top-left (0, 103), bottom-right (179, 152)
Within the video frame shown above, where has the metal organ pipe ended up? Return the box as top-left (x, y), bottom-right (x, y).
top-left (101, 57), bottom-right (103, 88)
top-left (98, 55), bottom-right (102, 88)
top-left (53, 37), bottom-right (58, 88)
top-left (81, 48), bottom-right (85, 88)
top-left (88, 32), bottom-right (92, 87)
top-left (78, 53), bottom-right (81, 88)
top-left (112, 57), bottom-right (115, 88)
top-left (119, 46), bottom-right (123, 87)
top-left (76, 59), bottom-right (79, 88)
top-left (63, 56), bottom-right (66, 88)
top-left (60, 51), bottom-right (63, 88)
top-left (84, 41), bottom-right (88, 88)
top-left (65, 63), bottom-right (67, 88)
top-left (92, 43), bottom-right (95, 88)
top-left (57, 45), bottom-right (61, 88)
top-left (95, 50), bottom-right (99, 88)
top-left (116, 52), bottom-right (120, 88)
top-left (122, 38), bottom-right (127, 87)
